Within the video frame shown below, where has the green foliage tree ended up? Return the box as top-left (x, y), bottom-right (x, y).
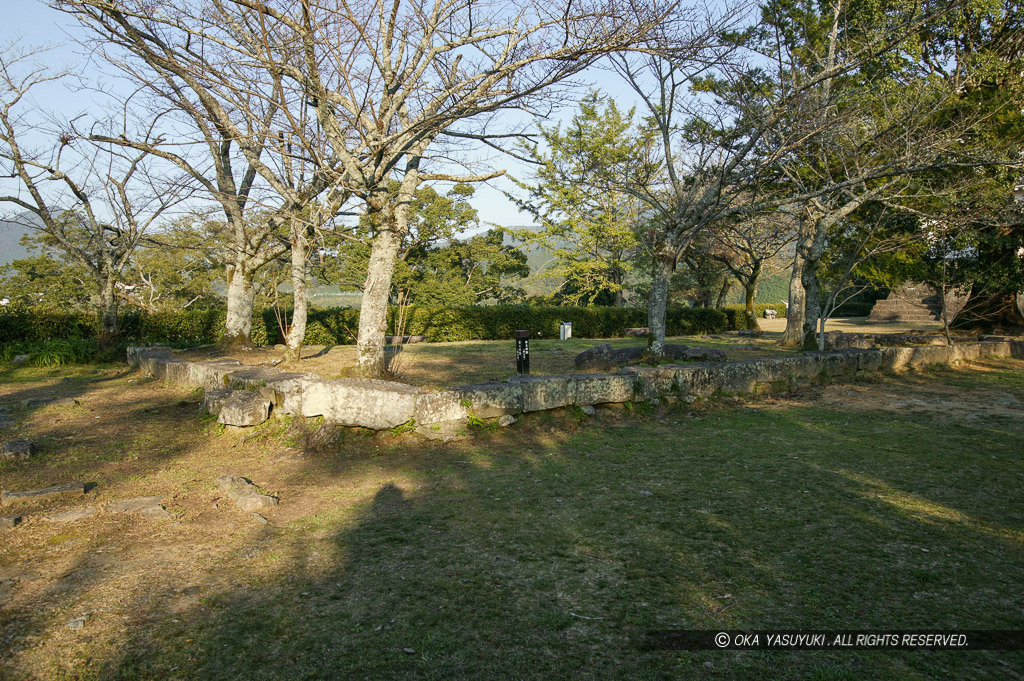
top-left (0, 232), bottom-right (94, 311)
top-left (124, 217), bottom-right (227, 313)
top-left (511, 92), bottom-right (646, 306)
top-left (400, 230), bottom-right (529, 307)
top-left (323, 184), bottom-right (527, 306)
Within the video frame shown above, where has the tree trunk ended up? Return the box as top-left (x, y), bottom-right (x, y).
top-left (96, 274), bottom-right (118, 347)
top-left (714, 278), bottom-right (730, 309)
top-left (780, 251), bottom-right (806, 347)
top-left (744, 278), bottom-right (759, 331)
top-left (612, 267), bottom-right (624, 307)
top-left (801, 258), bottom-right (822, 351)
top-left (223, 262), bottom-right (255, 348)
top-left (285, 225), bottom-right (309, 364)
top-left (356, 227), bottom-right (403, 376)
top-left (646, 250), bottom-right (674, 356)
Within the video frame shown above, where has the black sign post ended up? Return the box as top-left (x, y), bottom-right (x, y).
top-left (515, 329), bottom-right (530, 375)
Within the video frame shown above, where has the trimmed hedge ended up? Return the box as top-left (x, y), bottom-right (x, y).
top-left (1, 304), bottom-right (729, 346)
top-left (723, 303), bottom-right (788, 330)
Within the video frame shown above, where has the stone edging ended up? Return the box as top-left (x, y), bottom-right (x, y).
top-left (128, 341), bottom-right (1024, 434)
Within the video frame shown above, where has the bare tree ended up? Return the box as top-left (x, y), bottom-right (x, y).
top-left (55, 0), bottom-right (357, 349)
top-left (709, 211), bottom-right (794, 330)
top-left (55, 0), bottom-right (675, 375)
top-left (607, 0), bottom-right (971, 355)
top-left (0, 44), bottom-right (186, 344)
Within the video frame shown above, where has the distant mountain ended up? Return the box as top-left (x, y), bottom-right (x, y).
top-left (0, 215), bottom-right (35, 266)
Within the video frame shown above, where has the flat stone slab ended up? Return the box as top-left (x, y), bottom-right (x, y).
top-left (129, 340), bottom-right (1024, 432)
top-left (109, 496), bottom-right (172, 520)
top-left (385, 335), bottom-right (426, 344)
top-left (217, 391), bottom-right (272, 427)
top-left (109, 496), bottom-right (162, 513)
top-left (21, 397), bottom-right (78, 408)
top-left (216, 475), bottom-right (279, 512)
top-left (414, 419), bottom-right (471, 442)
top-left (46, 507), bottom-right (98, 522)
top-left (0, 515), bottom-right (22, 529)
top-left (2, 482), bottom-right (86, 506)
top-left (301, 378), bottom-right (419, 429)
top-left (2, 440), bottom-right (34, 461)
top-left (201, 388), bottom-right (233, 416)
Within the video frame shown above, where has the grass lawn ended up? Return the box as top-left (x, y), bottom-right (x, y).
top-left (178, 333), bottom-right (797, 387)
top-left (0, 357), bottom-right (1022, 679)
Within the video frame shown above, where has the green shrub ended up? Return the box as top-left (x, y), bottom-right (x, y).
top-left (723, 303), bottom-right (788, 330)
top-left (0, 304), bottom-right (730, 347)
top-left (0, 338), bottom-right (99, 367)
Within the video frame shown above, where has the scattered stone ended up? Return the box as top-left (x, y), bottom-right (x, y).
top-left (498, 414), bottom-right (518, 427)
top-left (139, 505), bottom-right (174, 520)
top-left (46, 507), bottom-right (97, 522)
top-left (109, 496), bottom-right (161, 513)
top-left (307, 423), bottom-right (343, 451)
top-left (732, 329), bottom-right (764, 338)
top-left (415, 420), bottom-right (472, 442)
top-left (649, 398), bottom-right (660, 407)
top-left (217, 391), bottom-right (272, 427)
top-left (575, 343), bottom-right (725, 371)
top-left (0, 419), bottom-right (15, 430)
top-left (12, 354), bottom-right (29, 366)
top-left (385, 335), bottom-right (426, 344)
top-left (580, 405), bottom-right (596, 416)
top-left (0, 515), bottom-right (22, 530)
top-left (1, 440), bottom-right (33, 461)
top-left (216, 475), bottom-right (279, 513)
top-left (402, 648), bottom-right (416, 655)
top-left (201, 388), bottom-right (233, 416)
top-left (1, 481), bottom-right (86, 506)
top-left (66, 615), bottom-right (88, 630)
top-left (573, 342), bottom-right (617, 370)
top-left (108, 496), bottom-right (172, 520)
top-left (21, 397), bottom-right (78, 408)
top-left (252, 513), bottom-right (269, 525)
top-left (273, 344), bottom-right (287, 351)
top-left (684, 395), bottom-right (698, 404)
top-left (671, 347), bottom-right (727, 362)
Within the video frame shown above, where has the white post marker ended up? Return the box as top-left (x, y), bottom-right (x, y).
top-left (560, 322), bottom-right (573, 340)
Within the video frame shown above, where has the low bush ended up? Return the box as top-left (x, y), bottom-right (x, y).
top-left (0, 338), bottom-right (99, 367)
top-left (722, 303), bottom-right (788, 330)
top-left (0, 304), bottom-right (730, 348)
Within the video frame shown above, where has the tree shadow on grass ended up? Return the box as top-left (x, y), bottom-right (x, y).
top-left (3, 366), bottom-right (1024, 680)
top-left (60, 397), bottom-right (1024, 681)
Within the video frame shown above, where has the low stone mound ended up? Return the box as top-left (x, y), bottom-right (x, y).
top-left (216, 475), bottom-right (279, 512)
top-left (823, 331), bottom-right (974, 350)
top-left (574, 343), bottom-right (726, 371)
top-left (216, 391), bottom-right (272, 427)
top-left (2, 440), bottom-right (34, 461)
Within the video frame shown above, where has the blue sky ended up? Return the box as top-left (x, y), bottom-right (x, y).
top-left (2, 0), bottom-right (652, 233)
